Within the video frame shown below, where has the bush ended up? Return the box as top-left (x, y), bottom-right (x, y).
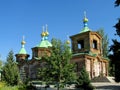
top-left (76, 67), bottom-right (94, 90)
top-left (0, 82), bottom-right (27, 90)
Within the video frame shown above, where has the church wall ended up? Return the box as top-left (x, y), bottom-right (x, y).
top-left (29, 61), bottom-right (40, 79)
top-left (93, 59), bottom-right (101, 77)
top-left (90, 33), bottom-right (102, 56)
top-left (71, 56), bottom-right (85, 74)
top-left (85, 58), bottom-right (91, 78)
top-left (19, 63), bottom-right (29, 81)
top-left (102, 62), bottom-right (108, 76)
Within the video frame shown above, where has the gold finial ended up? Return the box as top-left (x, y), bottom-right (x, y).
top-left (21, 36), bottom-right (26, 45)
top-left (45, 24), bottom-right (49, 36)
top-left (66, 35), bottom-right (70, 44)
top-left (41, 26), bottom-right (46, 37)
top-left (83, 11), bottom-right (88, 22)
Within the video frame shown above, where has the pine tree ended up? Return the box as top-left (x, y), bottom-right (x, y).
top-left (115, 0), bottom-right (120, 6)
top-left (38, 38), bottom-right (76, 90)
top-left (2, 50), bottom-right (20, 85)
top-left (97, 28), bottom-right (109, 57)
top-left (76, 67), bottom-right (94, 90)
top-left (109, 2), bottom-right (120, 82)
top-left (0, 58), bottom-right (2, 81)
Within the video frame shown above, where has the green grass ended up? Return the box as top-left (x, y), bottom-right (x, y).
top-left (0, 82), bottom-right (26, 90)
top-left (0, 82), bottom-right (6, 88)
top-left (0, 86), bottom-right (18, 90)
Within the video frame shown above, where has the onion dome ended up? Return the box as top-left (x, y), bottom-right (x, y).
top-left (21, 40), bottom-right (26, 45)
top-left (45, 31), bottom-right (49, 36)
top-left (80, 11), bottom-right (90, 33)
top-left (41, 31), bottom-right (46, 37)
top-left (66, 35), bottom-right (70, 44)
top-left (83, 17), bottom-right (88, 23)
top-left (66, 40), bottom-right (70, 44)
top-left (36, 25), bottom-right (52, 48)
top-left (66, 35), bottom-right (72, 53)
top-left (45, 24), bottom-right (49, 36)
top-left (18, 36), bottom-right (27, 54)
top-left (41, 26), bottom-right (46, 37)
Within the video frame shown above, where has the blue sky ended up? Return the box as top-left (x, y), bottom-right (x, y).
top-left (0, 0), bottom-right (119, 61)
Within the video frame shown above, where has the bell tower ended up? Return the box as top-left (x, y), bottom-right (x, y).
top-left (15, 36), bottom-right (29, 63)
top-left (31, 25), bottom-right (52, 60)
top-left (70, 12), bottom-right (108, 78)
top-left (70, 12), bottom-right (102, 56)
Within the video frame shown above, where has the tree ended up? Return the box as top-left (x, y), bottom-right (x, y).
top-left (109, 20), bottom-right (120, 81)
top-left (97, 28), bottom-right (109, 57)
top-left (109, 39), bottom-right (120, 82)
top-left (109, 2), bottom-right (120, 82)
top-left (115, 0), bottom-right (120, 6)
top-left (114, 19), bottom-right (120, 36)
top-left (0, 58), bottom-right (3, 81)
top-left (38, 38), bottom-right (76, 90)
top-left (0, 61), bottom-right (2, 70)
top-left (2, 50), bottom-right (20, 85)
top-left (76, 67), bottom-right (94, 90)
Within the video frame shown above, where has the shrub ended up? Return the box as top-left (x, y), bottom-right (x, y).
top-left (76, 67), bottom-right (94, 90)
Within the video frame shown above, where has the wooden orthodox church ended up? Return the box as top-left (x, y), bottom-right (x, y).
top-left (70, 14), bottom-right (108, 79)
top-left (15, 14), bottom-right (108, 81)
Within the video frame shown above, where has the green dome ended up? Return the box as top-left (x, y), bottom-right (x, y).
top-left (18, 36), bottom-right (27, 54)
top-left (80, 27), bottom-right (90, 33)
top-left (36, 40), bottom-right (52, 48)
top-left (37, 25), bottom-right (52, 48)
top-left (45, 40), bottom-right (52, 47)
top-left (18, 47), bottom-right (27, 54)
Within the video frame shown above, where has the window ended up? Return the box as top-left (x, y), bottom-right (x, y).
top-left (93, 40), bottom-right (97, 49)
top-left (77, 40), bottom-right (84, 49)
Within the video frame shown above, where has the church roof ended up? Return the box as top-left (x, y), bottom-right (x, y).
top-left (18, 47), bottom-right (27, 54)
top-left (36, 25), bottom-right (52, 48)
top-left (18, 36), bottom-right (27, 54)
top-left (80, 27), bottom-right (90, 33)
top-left (36, 39), bottom-right (52, 48)
top-left (72, 52), bottom-right (97, 57)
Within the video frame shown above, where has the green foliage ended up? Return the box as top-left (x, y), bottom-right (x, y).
top-left (0, 60), bottom-right (2, 70)
top-left (97, 28), bottom-right (109, 58)
top-left (115, 0), bottom-right (120, 6)
top-left (2, 50), bottom-right (20, 86)
top-left (109, 2), bottom-right (120, 82)
top-left (38, 38), bottom-right (76, 89)
top-left (109, 1), bottom-right (120, 81)
top-left (76, 67), bottom-right (94, 90)
top-left (114, 19), bottom-right (120, 36)
top-left (0, 85), bottom-right (26, 90)
top-left (109, 39), bottom-right (120, 82)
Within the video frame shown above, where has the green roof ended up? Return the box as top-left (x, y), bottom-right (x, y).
top-left (36, 40), bottom-right (52, 48)
top-left (18, 47), bottom-right (27, 54)
top-left (73, 52), bottom-right (97, 57)
top-left (80, 27), bottom-right (90, 33)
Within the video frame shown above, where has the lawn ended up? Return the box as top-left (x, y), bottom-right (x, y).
top-left (0, 82), bottom-right (26, 90)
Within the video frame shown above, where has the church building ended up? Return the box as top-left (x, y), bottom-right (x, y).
top-left (70, 14), bottom-right (108, 79)
top-left (15, 14), bottom-right (108, 81)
